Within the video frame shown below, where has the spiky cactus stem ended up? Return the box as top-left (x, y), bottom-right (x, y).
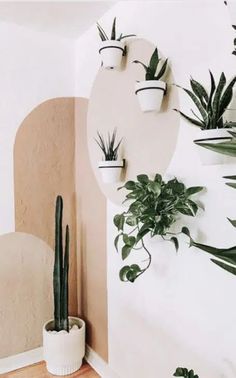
top-left (53, 195), bottom-right (69, 332)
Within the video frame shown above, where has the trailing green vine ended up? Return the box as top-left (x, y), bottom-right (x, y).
top-left (114, 174), bottom-right (204, 282)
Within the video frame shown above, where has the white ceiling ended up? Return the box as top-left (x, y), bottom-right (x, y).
top-left (0, 1), bottom-right (115, 39)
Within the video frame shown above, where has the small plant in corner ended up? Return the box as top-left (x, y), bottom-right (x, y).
top-left (174, 71), bottom-right (236, 165)
top-left (97, 17), bottom-right (135, 69)
top-left (95, 129), bottom-right (124, 184)
top-left (133, 47), bottom-right (168, 112)
top-left (114, 174), bottom-right (203, 282)
top-left (43, 195), bottom-right (85, 375)
top-left (174, 367), bottom-right (199, 378)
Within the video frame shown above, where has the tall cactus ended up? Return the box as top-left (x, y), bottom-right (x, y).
top-left (53, 195), bottom-right (69, 332)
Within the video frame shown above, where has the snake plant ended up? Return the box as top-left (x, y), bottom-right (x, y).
top-left (133, 47), bottom-right (168, 81)
top-left (53, 195), bottom-right (69, 332)
top-left (174, 367), bottom-right (199, 378)
top-left (97, 17), bottom-right (135, 42)
top-left (95, 129), bottom-right (122, 161)
top-left (184, 136), bottom-right (236, 276)
top-left (174, 71), bottom-right (236, 129)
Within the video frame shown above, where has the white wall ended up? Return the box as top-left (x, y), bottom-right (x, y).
top-left (0, 21), bottom-right (75, 234)
top-left (75, 1), bottom-right (236, 377)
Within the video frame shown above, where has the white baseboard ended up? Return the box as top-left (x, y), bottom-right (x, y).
top-left (0, 347), bottom-right (43, 374)
top-left (85, 345), bottom-right (119, 378)
top-left (0, 344), bottom-right (119, 378)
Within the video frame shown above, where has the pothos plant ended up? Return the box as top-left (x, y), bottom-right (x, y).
top-left (97, 17), bottom-right (135, 42)
top-left (174, 71), bottom-right (236, 129)
top-left (174, 367), bottom-right (199, 378)
top-left (114, 174), bottom-right (203, 282)
top-left (133, 47), bottom-right (168, 81)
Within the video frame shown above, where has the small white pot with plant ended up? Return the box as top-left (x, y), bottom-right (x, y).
top-left (133, 48), bottom-right (168, 112)
top-left (95, 129), bottom-right (125, 184)
top-left (43, 196), bottom-right (85, 376)
top-left (97, 17), bottom-right (135, 70)
top-left (174, 71), bottom-right (236, 165)
top-left (173, 367), bottom-right (199, 378)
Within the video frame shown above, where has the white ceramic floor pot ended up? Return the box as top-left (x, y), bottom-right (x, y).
top-left (99, 40), bottom-right (125, 69)
top-left (194, 128), bottom-right (233, 165)
top-left (98, 160), bottom-right (124, 183)
top-left (135, 80), bottom-right (166, 112)
top-left (43, 317), bottom-right (85, 376)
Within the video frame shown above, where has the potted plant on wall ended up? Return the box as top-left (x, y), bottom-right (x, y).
top-left (114, 173), bottom-right (203, 282)
top-left (97, 17), bottom-right (135, 69)
top-left (174, 71), bottom-right (236, 165)
top-left (95, 128), bottom-right (125, 184)
top-left (43, 196), bottom-right (85, 376)
top-left (133, 47), bottom-right (168, 112)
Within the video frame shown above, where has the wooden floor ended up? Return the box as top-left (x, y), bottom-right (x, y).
top-left (3, 361), bottom-right (100, 378)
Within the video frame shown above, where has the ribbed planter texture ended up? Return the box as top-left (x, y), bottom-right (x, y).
top-left (43, 317), bottom-right (85, 376)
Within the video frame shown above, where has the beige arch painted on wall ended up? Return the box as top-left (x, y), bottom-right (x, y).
top-left (13, 97), bottom-right (108, 361)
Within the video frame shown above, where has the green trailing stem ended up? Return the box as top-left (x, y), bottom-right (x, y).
top-left (53, 195), bottom-right (70, 332)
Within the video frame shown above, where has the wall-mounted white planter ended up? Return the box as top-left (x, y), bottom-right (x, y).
top-left (194, 128), bottom-right (232, 165)
top-left (135, 80), bottom-right (166, 112)
top-left (43, 317), bottom-right (85, 376)
top-left (99, 40), bottom-right (125, 69)
top-left (98, 160), bottom-right (125, 183)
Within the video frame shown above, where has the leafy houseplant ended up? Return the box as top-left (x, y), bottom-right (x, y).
top-left (183, 138), bottom-right (236, 277)
top-left (114, 174), bottom-right (203, 282)
top-left (97, 17), bottom-right (135, 69)
top-left (174, 71), bottom-right (236, 165)
top-left (95, 129), bottom-right (124, 184)
top-left (133, 48), bottom-right (168, 112)
top-left (174, 367), bottom-right (199, 378)
top-left (43, 196), bottom-right (85, 376)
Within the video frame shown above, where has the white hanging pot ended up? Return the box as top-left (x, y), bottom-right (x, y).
top-left (194, 128), bottom-right (233, 165)
top-left (98, 160), bottom-right (125, 183)
top-left (99, 40), bottom-right (125, 69)
top-left (43, 317), bottom-right (85, 376)
top-left (135, 80), bottom-right (166, 112)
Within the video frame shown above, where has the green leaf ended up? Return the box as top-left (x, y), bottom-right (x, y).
top-left (228, 218), bottom-right (236, 228)
top-left (190, 77), bottom-right (208, 104)
top-left (114, 233), bottom-right (122, 251)
top-left (170, 237), bottom-right (179, 252)
top-left (110, 17), bottom-right (116, 40)
top-left (119, 266), bottom-right (130, 281)
top-left (211, 259), bottom-right (236, 276)
top-left (124, 180), bottom-right (136, 190)
top-left (173, 109), bottom-right (204, 127)
top-left (148, 48), bottom-right (159, 77)
top-left (137, 174), bottom-right (149, 184)
top-left (195, 141), bottom-right (236, 157)
top-left (181, 226), bottom-right (191, 237)
top-left (122, 245), bottom-right (132, 260)
top-left (186, 186), bottom-right (204, 196)
top-left (226, 182), bottom-right (236, 189)
top-left (155, 58), bottom-right (168, 80)
top-left (212, 72), bottom-right (226, 123)
top-left (123, 234), bottom-right (136, 247)
top-left (219, 75), bottom-right (236, 117)
top-left (147, 181), bottom-right (161, 195)
top-left (223, 175), bottom-right (236, 180)
top-left (114, 214), bottom-right (125, 231)
top-left (132, 60), bottom-right (148, 72)
top-left (154, 173), bottom-right (162, 183)
top-left (126, 216), bottom-right (137, 226)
